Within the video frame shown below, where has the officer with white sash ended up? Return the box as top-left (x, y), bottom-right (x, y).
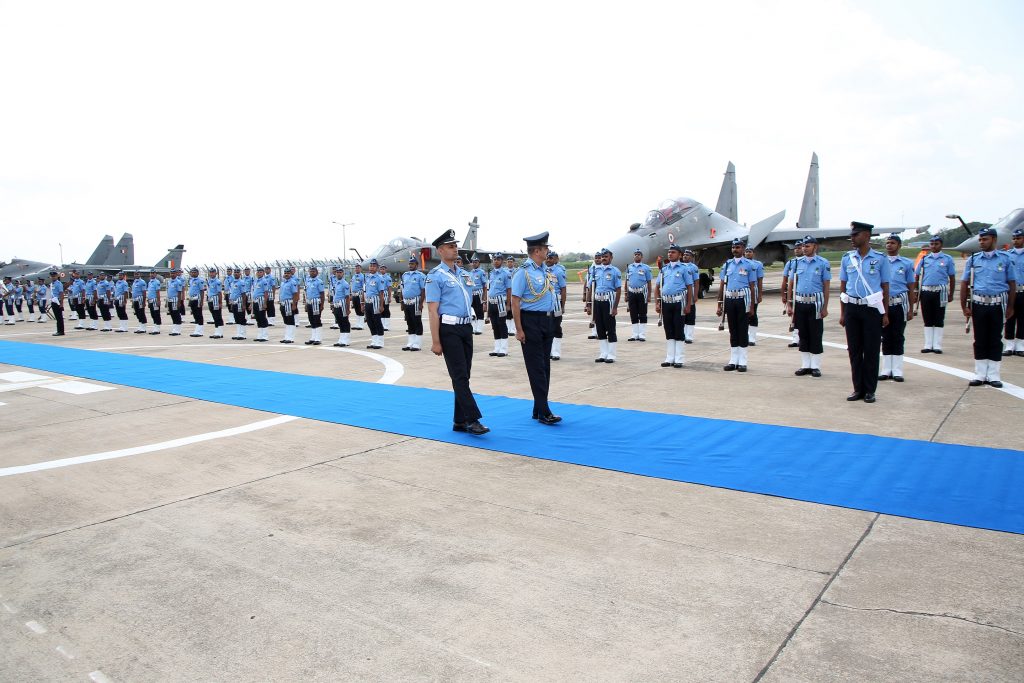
top-left (839, 221), bottom-right (891, 403)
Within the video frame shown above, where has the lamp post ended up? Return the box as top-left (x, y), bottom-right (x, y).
top-left (332, 221), bottom-right (355, 263)
top-left (59, 242), bottom-right (63, 265)
top-left (945, 213), bottom-right (971, 235)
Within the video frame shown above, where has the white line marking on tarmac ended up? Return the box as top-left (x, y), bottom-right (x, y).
top-left (89, 671), bottom-right (114, 683)
top-left (2, 601), bottom-right (19, 614)
top-left (25, 620), bottom-right (47, 634)
top-left (39, 380), bottom-right (114, 395)
top-left (0, 371), bottom-right (50, 382)
top-left (55, 645), bottom-right (76, 660)
top-left (0, 344), bottom-right (403, 477)
top-left (695, 326), bottom-right (1024, 401)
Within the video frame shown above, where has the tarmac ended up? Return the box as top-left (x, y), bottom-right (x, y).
top-left (1, 273), bottom-right (1022, 682)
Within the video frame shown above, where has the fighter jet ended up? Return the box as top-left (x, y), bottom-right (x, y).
top-left (951, 209), bottom-right (1024, 253)
top-left (353, 217), bottom-right (524, 270)
top-left (605, 154), bottom-right (928, 295)
top-left (0, 233), bottom-right (123, 281)
top-left (2, 234), bottom-right (184, 282)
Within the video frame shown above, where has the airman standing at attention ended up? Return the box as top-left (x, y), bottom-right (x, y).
top-left (545, 250), bottom-right (568, 360)
top-left (187, 267), bottom-right (206, 337)
top-left (304, 266), bottom-right (325, 346)
top-left (250, 267), bottom-right (271, 342)
top-left (401, 257), bottom-right (427, 351)
top-left (426, 229), bottom-right (489, 436)
top-left (21, 279), bottom-right (34, 321)
top-left (626, 249), bottom-right (653, 342)
top-left (277, 267), bottom-right (299, 344)
top-left (655, 244), bottom-right (694, 368)
top-left (166, 268), bottom-right (184, 336)
top-left (744, 247), bottom-right (764, 346)
top-left (241, 266), bottom-right (254, 322)
top-left (878, 234), bottom-right (916, 382)
top-left (35, 277), bottom-right (49, 324)
top-left (782, 241), bottom-right (805, 347)
top-left (229, 268), bottom-right (248, 340)
top-left (486, 253), bottom-right (512, 357)
top-left (504, 257), bottom-right (519, 335)
top-left (328, 267), bottom-right (341, 330)
top-left (350, 263), bottom-right (365, 330)
top-left (263, 266), bottom-right (277, 326)
top-left (113, 271), bottom-right (130, 332)
top-left (1003, 227), bottom-right (1024, 356)
top-left (962, 227), bottom-right (1015, 388)
top-left (70, 270), bottom-right (86, 329)
top-left (585, 251), bottom-right (600, 339)
top-left (915, 235), bottom-right (957, 354)
top-left (591, 249), bottom-right (622, 363)
top-left (790, 236), bottom-right (831, 378)
top-left (13, 279), bottom-right (26, 322)
top-left (131, 271), bottom-right (148, 333)
top-left (146, 271), bottom-right (163, 335)
top-left (839, 221), bottom-right (891, 403)
top-left (95, 273), bottom-right (113, 332)
top-left (680, 249), bottom-right (700, 343)
top-left (49, 271), bottom-right (65, 336)
top-left (330, 266), bottom-right (352, 347)
top-left (1, 277), bottom-right (13, 325)
top-left (717, 239), bottom-right (757, 372)
top-left (206, 268), bottom-right (224, 338)
top-left (511, 232), bottom-right (561, 425)
top-left (379, 264), bottom-right (393, 331)
top-left (363, 259), bottom-right (386, 349)
top-left (83, 272), bottom-right (99, 330)
top-left (469, 256), bottom-right (486, 335)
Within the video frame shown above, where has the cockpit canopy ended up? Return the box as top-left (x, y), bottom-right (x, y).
top-left (370, 237), bottom-right (423, 260)
top-left (993, 208), bottom-right (1024, 232)
top-left (640, 197), bottom-right (699, 231)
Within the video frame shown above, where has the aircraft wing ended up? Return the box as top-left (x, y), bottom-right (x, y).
top-left (766, 225), bottom-right (930, 244)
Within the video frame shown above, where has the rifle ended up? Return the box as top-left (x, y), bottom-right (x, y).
top-left (912, 261), bottom-right (924, 317)
top-left (717, 268), bottom-right (727, 331)
top-left (965, 255), bottom-right (975, 334)
top-left (788, 271), bottom-right (798, 332)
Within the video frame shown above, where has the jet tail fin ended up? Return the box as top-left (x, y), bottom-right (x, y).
top-left (105, 233), bottom-right (134, 266)
top-left (747, 210), bottom-right (786, 249)
top-left (797, 153), bottom-right (820, 231)
top-left (715, 162), bottom-right (738, 223)
top-left (85, 235), bottom-right (114, 265)
top-left (463, 217), bottom-right (479, 253)
top-left (155, 245), bottom-right (185, 270)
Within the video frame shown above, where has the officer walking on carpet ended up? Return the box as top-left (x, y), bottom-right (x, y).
top-left (426, 229), bottom-right (489, 436)
top-left (839, 221), bottom-right (891, 403)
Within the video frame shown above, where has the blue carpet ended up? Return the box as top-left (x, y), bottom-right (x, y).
top-left (2, 340), bottom-right (1022, 534)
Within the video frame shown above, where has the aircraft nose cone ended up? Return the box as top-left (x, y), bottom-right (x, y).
top-left (952, 236), bottom-right (977, 252)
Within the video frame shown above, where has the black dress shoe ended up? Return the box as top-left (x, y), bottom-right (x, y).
top-left (306, 340), bottom-right (315, 345)
top-left (595, 358), bottom-right (605, 363)
top-left (672, 363), bottom-right (683, 368)
top-left (932, 349), bottom-right (943, 355)
top-left (280, 340), bottom-right (292, 344)
top-left (495, 352), bottom-right (506, 357)
top-left (409, 347), bottom-right (419, 351)
top-left (737, 365), bottom-right (747, 373)
top-left (847, 392), bottom-right (865, 401)
top-left (921, 348), bottom-right (932, 353)
top-left (538, 414), bottom-right (562, 425)
top-left (1003, 350), bottom-right (1014, 356)
top-left (452, 422), bottom-right (467, 432)
top-left (788, 342), bottom-right (799, 348)
top-left (169, 332), bottom-right (180, 337)
top-left (863, 393), bottom-right (876, 403)
top-left (661, 361), bottom-right (672, 367)
top-left (723, 364), bottom-right (736, 371)
top-left (1016, 350), bottom-right (1024, 357)
top-left (892, 375), bottom-right (903, 382)
top-left (986, 380), bottom-right (1004, 388)
top-left (604, 358), bottom-right (615, 363)
top-left (488, 351), bottom-right (498, 356)
top-left (795, 368), bottom-right (811, 376)
top-left (52, 332), bottom-right (64, 336)
top-left (627, 337), bottom-right (637, 342)
top-left (466, 420), bottom-right (490, 435)
top-left (968, 379), bottom-right (984, 387)
top-left (550, 355), bottom-right (559, 360)
top-left (878, 373), bottom-right (891, 381)
top-left (401, 346), bottom-right (410, 351)
top-left (684, 339), bottom-right (693, 344)
top-left (333, 343), bottom-right (343, 347)
top-left (749, 342), bottom-right (756, 347)
top-left (810, 369), bottom-right (822, 378)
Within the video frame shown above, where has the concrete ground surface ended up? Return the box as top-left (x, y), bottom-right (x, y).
top-left (1, 277), bottom-right (1022, 681)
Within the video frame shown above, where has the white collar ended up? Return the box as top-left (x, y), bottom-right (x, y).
top-left (980, 250), bottom-right (996, 258)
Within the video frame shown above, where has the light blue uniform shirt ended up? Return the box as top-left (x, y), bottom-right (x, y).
top-left (1008, 248), bottom-right (1024, 283)
top-left (114, 279), bottom-right (130, 299)
top-left (167, 276), bottom-right (183, 299)
top-left (351, 272), bottom-right (364, 295)
top-left (71, 278), bottom-right (85, 298)
top-left (425, 263), bottom-right (474, 317)
top-left (593, 265), bottom-right (622, 294)
top-left (242, 275), bottom-right (255, 293)
top-left (188, 277), bottom-right (206, 298)
top-left (363, 272), bottom-right (386, 298)
top-left (332, 277), bottom-right (350, 303)
top-left (131, 278), bottom-right (147, 299)
top-left (401, 270), bottom-right (427, 298)
top-left (37, 283), bottom-right (49, 301)
top-left (551, 263), bottom-right (567, 293)
top-left (224, 275), bottom-right (236, 291)
top-left (840, 249), bottom-right (891, 298)
top-left (252, 276), bottom-right (268, 299)
top-left (659, 261), bottom-right (692, 296)
top-left (146, 279), bottom-right (161, 301)
top-left (207, 277), bottom-right (223, 298)
top-left (229, 279), bottom-right (245, 303)
top-left (721, 258), bottom-right (758, 291)
top-left (84, 279), bottom-right (97, 298)
top-left (782, 257), bottom-right (798, 278)
top-left (50, 280), bottom-right (64, 301)
top-left (511, 260), bottom-right (558, 312)
top-left (794, 255), bottom-right (832, 295)
top-left (627, 262), bottom-right (653, 289)
top-left (470, 268), bottom-right (486, 292)
top-left (278, 275), bottom-right (297, 301)
top-left (915, 252), bottom-right (956, 285)
top-left (96, 280), bottom-right (113, 299)
top-left (487, 266), bottom-right (511, 297)
top-left (305, 275), bottom-right (325, 300)
top-left (886, 256), bottom-right (915, 296)
top-left (961, 251), bottom-right (1014, 295)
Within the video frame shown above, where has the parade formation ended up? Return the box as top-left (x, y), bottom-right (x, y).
top-left (3, 224), bottom-right (1021, 422)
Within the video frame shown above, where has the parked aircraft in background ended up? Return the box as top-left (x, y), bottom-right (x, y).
top-left (352, 217), bottom-right (524, 270)
top-left (1, 233), bottom-right (184, 282)
top-left (951, 209), bottom-right (1024, 253)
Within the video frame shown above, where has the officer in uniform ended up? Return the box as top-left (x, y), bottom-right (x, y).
top-left (839, 221), bottom-right (891, 402)
top-left (717, 239), bottom-right (757, 372)
top-left (82, 272), bottom-right (98, 330)
top-left (186, 267), bottom-right (206, 337)
top-left (626, 249), bottom-right (653, 342)
top-left (303, 266), bottom-right (325, 345)
top-left (165, 268), bottom-right (184, 336)
top-left (590, 248), bottom-right (622, 363)
top-left (486, 253), bottom-right (512, 357)
top-left (113, 272), bottom-right (130, 332)
top-left (229, 269), bottom-right (248, 340)
top-left (743, 247), bottom-right (765, 345)
top-left (655, 244), bottom-right (695, 368)
top-left (469, 256), bottom-right (486, 335)
top-left (379, 264), bottom-right (393, 331)
top-left (915, 234), bottom-right (957, 353)
top-left (781, 241), bottom-right (805, 347)
top-left (241, 267), bottom-right (254, 321)
top-left (350, 264), bottom-right (365, 330)
top-left (48, 271), bottom-right (65, 336)
top-left (962, 226), bottom-right (1015, 387)
top-left (248, 266), bottom-right (270, 342)
top-left (145, 271), bottom-right (163, 334)
top-left (426, 229), bottom-right (489, 435)
top-left (95, 273), bottom-right (113, 331)
top-left (790, 236), bottom-right (831, 377)
top-left (276, 267), bottom-right (297, 343)
top-left (328, 268), bottom-right (341, 330)
top-left (363, 259), bottom-right (386, 349)
top-left (680, 249), bottom-right (700, 343)
top-left (131, 271), bottom-right (148, 333)
top-left (511, 232), bottom-right (562, 425)
top-left (329, 266), bottom-right (352, 347)
top-left (1003, 227), bottom-right (1024, 356)
top-left (401, 257), bottom-right (426, 351)
top-left (504, 257), bottom-right (518, 336)
top-left (263, 266), bottom-right (277, 326)
top-left (21, 279), bottom-right (34, 321)
top-left (205, 268), bottom-right (225, 338)
top-left (878, 234), bottom-right (917, 382)
top-left (13, 279), bottom-right (26, 321)
top-left (1, 277), bottom-right (13, 324)
top-left (34, 277), bottom-right (48, 323)
top-left (585, 250), bottom-right (601, 339)
top-left (69, 271), bottom-right (86, 329)
top-left (545, 250), bottom-right (568, 360)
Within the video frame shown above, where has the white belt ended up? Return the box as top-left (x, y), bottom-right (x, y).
top-left (972, 294), bottom-right (1005, 305)
top-left (1017, 285), bottom-right (1024, 293)
top-left (920, 285), bottom-right (944, 292)
top-left (846, 296), bottom-right (870, 305)
top-left (627, 287), bottom-right (646, 294)
top-left (795, 295), bottom-right (819, 303)
top-left (487, 295), bottom-right (505, 303)
top-left (593, 292), bottom-right (614, 301)
top-left (725, 290), bottom-right (747, 299)
top-left (661, 293), bottom-right (684, 303)
top-left (888, 296), bottom-right (907, 306)
top-left (402, 298), bottom-right (418, 305)
top-left (441, 314), bottom-right (472, 325)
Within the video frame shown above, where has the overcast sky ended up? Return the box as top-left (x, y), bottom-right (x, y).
top-left (2, 0), bottom-right (1022, 266)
